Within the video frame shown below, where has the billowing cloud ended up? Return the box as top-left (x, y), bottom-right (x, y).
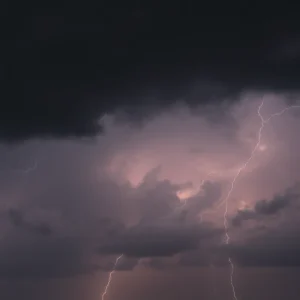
top-left (231, 185), bottom-right (300, 227)
top-left (0, 93), bottom-right (300, 292)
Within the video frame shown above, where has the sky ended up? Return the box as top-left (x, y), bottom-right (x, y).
top-left (3, 3), bottom-right (300, 300)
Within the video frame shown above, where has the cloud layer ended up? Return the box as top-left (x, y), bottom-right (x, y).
top-left (1, 92), bottom-right (300, 283)
top-left (3, 4), bottom-right (300, 141)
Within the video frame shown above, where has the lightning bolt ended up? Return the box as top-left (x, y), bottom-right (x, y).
top-left (101, 254), bottom-right (123, 300)
top-left (222, 97), bottom-right (300, 300)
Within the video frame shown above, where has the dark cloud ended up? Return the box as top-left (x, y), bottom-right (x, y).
top-left (135, 168), bottom-right (180, 222)
top-left (179, 249), bottom-right (215, 267)
top-left (233, 245), bottom-right (300, 267)
top-left (231, 188), bottom-right (299, 227)
top-left (254, 194), bottom-right (292, 215)
top-left (229, 230), bottom-right (300, 267)
top-left (231, 209), bottom-right (257, 227)
top-left (96, 179), bottom-right (223, 259)
top-left (8, 208), bottom-right (53, 237)
top-left (2, 3), bottom-right (300, 141)
top-left (98, 221), bottom-right (222, 258)
top-left (0, 237), bottom-right (98, 279)
top-left (224, 185), bottom-right (300, 267)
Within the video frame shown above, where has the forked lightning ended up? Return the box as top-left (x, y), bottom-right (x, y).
top-left (101, 255), bottom-right (123, 300)
top-left (223, 98), bottom-right (300, 300)
top-left (99, 98), bottom-right (300, 300)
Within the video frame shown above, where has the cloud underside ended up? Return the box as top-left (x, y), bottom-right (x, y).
top-left (4, 5), bottom-right (300, 141)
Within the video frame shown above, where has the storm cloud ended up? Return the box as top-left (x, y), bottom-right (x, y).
top-left (98, 222), bottom-right (222, 258)
top-left (2, 3), bottom-right (300, 142)
top-left (231, 186), bottom-right (300, 227)
top-left (1, 93), bottom-right (300, 300)
top-left (4, 3), bottom-right (300, 299)
top-left (7, 208), bottom-right (53, 237)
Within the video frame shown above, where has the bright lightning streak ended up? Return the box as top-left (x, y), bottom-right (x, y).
top-left (101, 254), bottom-right (123, 300)
top-left (222, 98), bottom-right (300, 300)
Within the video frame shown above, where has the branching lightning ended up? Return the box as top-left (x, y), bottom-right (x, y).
top-left (99, 99), bottom-right (300, 300)
top-left (101, 254), bottom-right (123, 300)
top-left (222, 98), bottom-right (300, 300)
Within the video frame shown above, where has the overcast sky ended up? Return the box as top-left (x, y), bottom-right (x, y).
top-left (3, 2), bottom-right (300, 300)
